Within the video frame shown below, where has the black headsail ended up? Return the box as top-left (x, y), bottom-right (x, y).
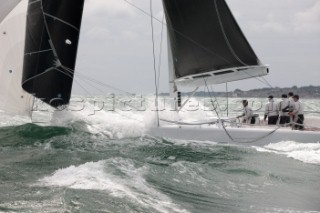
top-left (22, 0), bottom-right (85, 107)
top-left (162, 0), bottom-right (266, 83)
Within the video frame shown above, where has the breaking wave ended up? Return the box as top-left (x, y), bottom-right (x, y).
top-left (256, 141), bottom-right (320, 165)
top-left (38, 158), bottom-right (189, 213)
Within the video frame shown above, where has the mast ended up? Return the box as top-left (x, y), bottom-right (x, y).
top-left (167, 32), bottom-right (176, 98)
top-left (167, 31), bottom-right (182, 111)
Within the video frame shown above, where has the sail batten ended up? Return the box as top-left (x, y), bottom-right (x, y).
top-left (162, 0), bottom-right (267, 85)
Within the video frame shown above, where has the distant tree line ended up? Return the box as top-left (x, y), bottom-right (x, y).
top-left (229, 85), bottom-right (320, 99)
top-left (160, 85), bottom-right (320, 99)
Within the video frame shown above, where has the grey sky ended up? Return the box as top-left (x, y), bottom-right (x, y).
top-left (74, 0), bottom-right (320, 95)
top-left (0, 0), bottom-right (21, 22)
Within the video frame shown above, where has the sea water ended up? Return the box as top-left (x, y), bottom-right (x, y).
top-left (0, 96), bottom-right (320, 213)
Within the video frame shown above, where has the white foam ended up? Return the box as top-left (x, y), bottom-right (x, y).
top-left (0, 111), bottom-right (31, 127)
top-left (49, 100), bottom-right (146, 139)
top-left (256, 141), bottom-right (320, 165)
top-left (38, 158), bottom-right (189, 213)
top-left (46, 96), bottom-right (221, 140)
top-left (39, 161), bottom-right (118, 190)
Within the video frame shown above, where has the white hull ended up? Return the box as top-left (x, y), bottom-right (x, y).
top-left (148, 125), bottom-right (320, 146)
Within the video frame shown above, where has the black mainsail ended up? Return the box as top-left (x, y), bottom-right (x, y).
top-left (22, 0), bottom-right (85, 107)
top-left (162, 0), bottom-right (268, 86)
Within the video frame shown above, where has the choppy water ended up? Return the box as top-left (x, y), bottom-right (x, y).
top-left (0, 97), bottom-right (320, 213)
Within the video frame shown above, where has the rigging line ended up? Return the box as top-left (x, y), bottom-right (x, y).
top-left (226, 82), bottom-right (229, 117)
top-left (65, 76), bottom-right (143, 123)
top-left (62, 67), bottom-right (112, 95)
top-left (203, 80), bottom-right (221, 120)
top-left (157, 14), bottom-right (165, 91)
top-left (64, 68), bottom-right (143, 111)
top-left (123, 0), bottom-right (163, 23)
top-left (232, 126), bottom-right (281, 144)
top-left (148, 1), bottom-right (158, 93)
top-left (64, 68), bottom-right (122, 94)
top-left (73, 76), bottom-right (93, 97)
top-left (203, 78), bottom-right (235, 141)
top-left (73, 79), bottom-right (143, 123)
top-left (77, 72), bottom-right (135, 96)
top-left (209, 85), bottom-right (223, 112)
top-left (75, 75), bottom-right (142, 122)
top-left (71, 75), bottom-right (141, 112)
top-left (214, 0), bottom-right (248, 66)
top-left (61, 70), bottom-right (143, 122)
top-left (122, 0), bottom-right (234, 65)
top-left (74, 72), bottom-right (111, 95)
top-left (150, 0), bottom-right (160, 126)
top-left (74, 72), bottom-right (141, 111)
top-left (62, 65), bottom-right (135, 96)
top-left (260, 76), bottom-right (273, 88)
top-left (242, 70), bottom-right (272, 88)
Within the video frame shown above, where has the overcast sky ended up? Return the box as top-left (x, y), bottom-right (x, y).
top-left (73, 0), bottom-right (320, 95)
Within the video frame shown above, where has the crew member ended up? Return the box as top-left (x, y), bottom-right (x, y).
top-left (264, 95), bottom-right (278, 125)
top-left (287, 92), bottom-right (295, 112)
top-left (277, 94), bottom-right (290, 125)
top-left (282, 92), bottom-right (295, 124)
top-left (289, 95), bottom-right (304, 130)
top-left (237, 100), bottom-right (255, 124)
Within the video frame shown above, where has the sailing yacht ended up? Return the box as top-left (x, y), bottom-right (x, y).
top-left (1, 0), bottom-right (319, 145)
top-left (148, 0), bottom-right (320, 145)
